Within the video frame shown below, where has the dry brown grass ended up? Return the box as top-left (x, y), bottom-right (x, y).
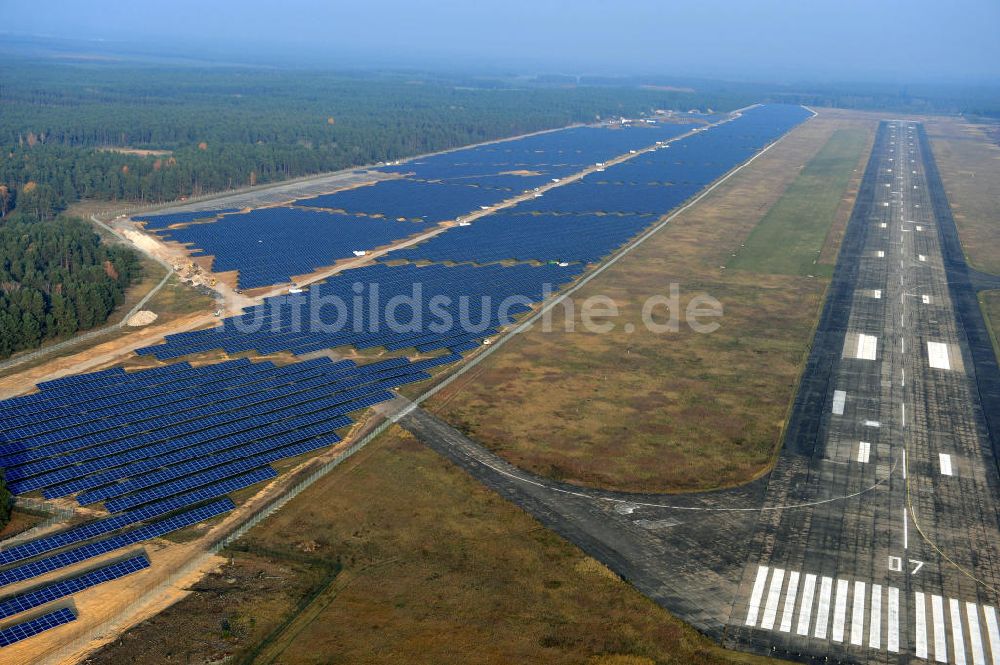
top-left (85, 427), bottom-right (783, 665)
top-left (925, 118), bottom-right (1000, 275)
top-left (424, 110), bottom-right (877, 492)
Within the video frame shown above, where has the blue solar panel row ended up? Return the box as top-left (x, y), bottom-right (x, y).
top-left (0, 556), bottom-right (150, 621)
top-left (136, 262), bottom-right (583, 360)
top-left (146, 207), bottom-right (438, 289)
top-left (76, 424), bottom-right (344, 505)
top-left (2, 359), bottom-right (360, 452)
top-left (1, 363), bottom-right (379, 470)
top-left (0, 358), bottom-right (415, 500)
top-left (32, 411), bottom-right (352, 499)
top-left (0, 607), bottom-right (76, 647)
top-left (103, 440), bottom-right (333, 513)
top-left (294, 178), bottom-right (523, 223)
top-left (0, 501), bottom-right (232, 588)
top-left (390, 211), bottom-right (657, 265)
top-left (132, 209), bottom-right (239, 231)
top-left (3, 468), bottom-right (280, 569)
top-left (376, 105), bottom-right (812, 270)
top-left (377, 123), bottom-right (692, 182)
top-left (0, 359), bottom-right (338, 445)
top-left (0, 501), bottom-right (175, 566)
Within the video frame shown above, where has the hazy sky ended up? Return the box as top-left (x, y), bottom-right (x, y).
top-left (6, 0), bottom-right (1000, 82)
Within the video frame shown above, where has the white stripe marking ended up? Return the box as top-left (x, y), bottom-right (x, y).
top-left (888, 586), bottom-right (900, 653)
top-left (966, 602), bottom-right (985, 665)
top-left (928, 341), bottom-right (951, 370)
top-left (832, 390), bottom-right (846, 415)
top-left (916, 591), bottom-right (929, 659)
top-left (878, 250), bottom-right (886, 258)
top-left (856, 334), bottom-right (878, 360)
top-left (832, 578), bottom-right (849, 642)
top-left (851, 581), bottom-right (866, 646)
top-left (857, 441), bottom-right (871, 463)
top-left (869, 584), bottom-right (882, 649)
top-left (983, 606), bottom-right (1000, 665)
top-left (815, 576), bottom-right (833, 639)
top-left (940, 453), bottom-right (954, 476)
top-left (952, 598), bottom-right (968, 665)
top-left (933, 594), bottom-right (948, 662)
top-left (745, 565), bottom-right (769, 626)
top-left (779, 571), bottom-right (800, 633)
top-left (761, 568), bottom-right (785, 630)
top-left (796, 574), bottom-right (817, 636)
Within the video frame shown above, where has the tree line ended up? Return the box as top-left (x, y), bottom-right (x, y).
top-left (0, 212), bottom-right (142, 359)
top-left (0, 64), bottom-right (760, 218)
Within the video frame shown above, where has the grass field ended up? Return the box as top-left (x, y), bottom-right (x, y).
top-left (981, 290), bottom-right (1000, 363)
top-left (86, 427), bottom-right (783, 665)
top-left (729, 129), bottom-right (869, 276)
top-left (424, 110), bottom-right (875, 492)
top-left (925, 119), bottom-right (1000, 276)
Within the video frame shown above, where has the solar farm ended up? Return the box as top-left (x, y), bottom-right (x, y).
top-left (0, 104), bottom-right (812, 653)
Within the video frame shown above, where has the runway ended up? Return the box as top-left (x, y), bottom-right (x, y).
top-left (390, 118), bottom-right (1000, 664)
top-left (724, 121), bottom-right (1000, 663)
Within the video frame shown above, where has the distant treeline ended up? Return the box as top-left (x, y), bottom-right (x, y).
top-left (4, 63), bottom-right (996, 220)
top-left (0, 65), bottom-right (760, 219)
top-left (0, 213), bottom-right (141, 359)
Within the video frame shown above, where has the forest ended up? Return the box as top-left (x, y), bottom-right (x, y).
top-left (0, 212), bottom-right (142, 359)
top-left (0, 64), bottom-right (760, 219)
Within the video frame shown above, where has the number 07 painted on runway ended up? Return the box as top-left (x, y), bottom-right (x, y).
top-left (888, 556), bottom-right (924, 574)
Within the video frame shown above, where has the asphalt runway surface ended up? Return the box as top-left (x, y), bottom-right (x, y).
top-left (725, 120), bottom-right (1000, 664)
top-left (399, 119), bottom-right (1000, 665)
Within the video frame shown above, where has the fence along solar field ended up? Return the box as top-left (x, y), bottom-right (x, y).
top-left (0, 103), bottom-right (813, 650)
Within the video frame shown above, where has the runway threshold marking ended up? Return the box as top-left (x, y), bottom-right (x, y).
top-left (745, 565), bottom-right (769, 626)
top-left (740, 565), bottom-right (1000, 661)
top-left (966, 601), bottom-right (986, 665)
top-left (779, 571), bottom-right (800, 632)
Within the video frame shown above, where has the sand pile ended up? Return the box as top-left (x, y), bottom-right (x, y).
top-left (126, 310), bottom-right (158, 327)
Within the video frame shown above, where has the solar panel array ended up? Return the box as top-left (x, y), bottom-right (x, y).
top-left (132, 121), bottom-right (694, 291)
top-left (0, 357), bottom-right (427, 501)
top-left (0, 353), bottom-right (435, 641)
top-left (0, 106), bottom-right (813, 646)
top-left (0, 501), bottom-right (231, 588)
top-left (0, 607), bottom-right (76, 647)
top-left (136, 261), bottom-right (583, 360)
top-left (295, 178), bottom-right (521, 223)
top-left (381, 105), bottom-right (811, 266)
top-left (0, 555), bottom-right (150, 620)
top-left (377, 123), bottom-right (692, 182)
top-left (147, 207), bottom-right (437, 289)
top-left (390, 211), bottom-right (657, 265)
